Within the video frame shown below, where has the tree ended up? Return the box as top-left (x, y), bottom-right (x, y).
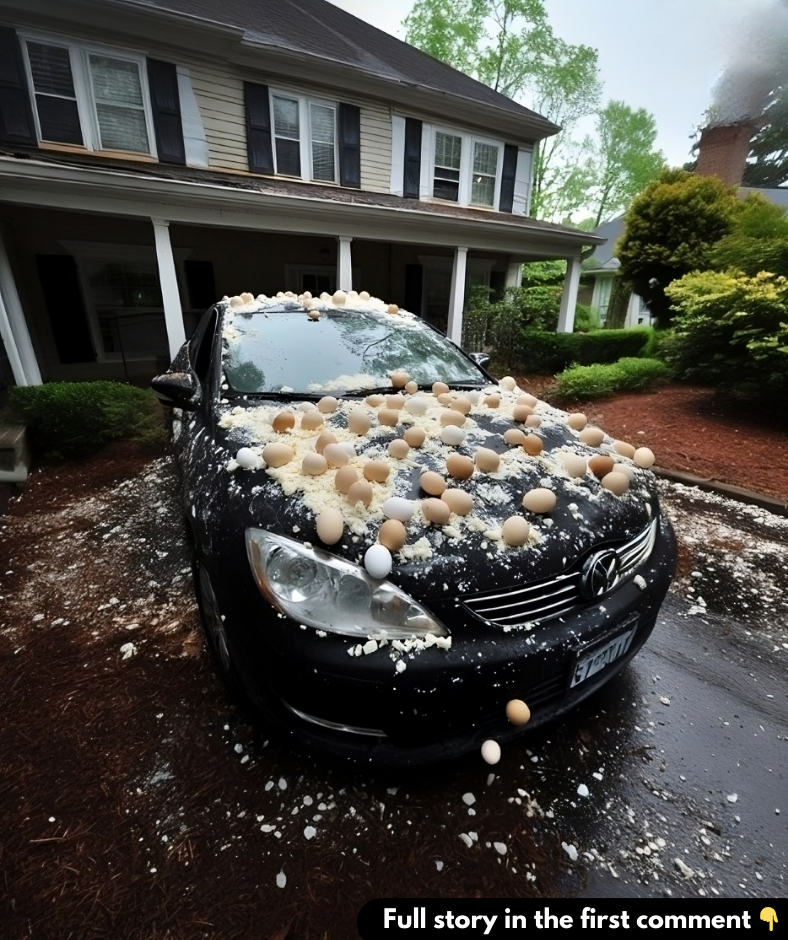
top-left (742, 81), bottom-right (788, 188)
top-left (616, 168), bottom-right (740, 326)
top-left (710, 192), bottom-right (788, 277)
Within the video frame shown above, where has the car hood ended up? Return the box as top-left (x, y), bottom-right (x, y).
top-left (192, 388), bottom-right (658, 601)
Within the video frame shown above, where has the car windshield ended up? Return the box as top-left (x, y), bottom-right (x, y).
top-left (222, 306), bottom-right (488, 395)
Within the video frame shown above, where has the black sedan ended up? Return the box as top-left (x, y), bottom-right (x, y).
top-left (152, 291), bottom-right (676, 767)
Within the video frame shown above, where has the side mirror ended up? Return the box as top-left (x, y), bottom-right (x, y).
top-left (468, 351), bottom-right (492, 370)
top-left (151, 371), bottom-right (201, 410)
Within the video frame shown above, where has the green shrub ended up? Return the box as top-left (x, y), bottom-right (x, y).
top-left (514, 327), bottom-right (655, 373)
top-left (553, 357), bottom-right (669, 400)
top-left (9, 380), bottom-right (166, 461)
top-left (573, 304), bottom-right (600, 333)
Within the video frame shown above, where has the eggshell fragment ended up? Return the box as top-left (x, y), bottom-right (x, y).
top-left (522, 488), bottom-right (556, 514)
top-left (364, 460), bottom-right (390, 483)
top-left (323, 443), bottom-right (349, 468)
top-left (601, 471), bottom-right (630, 495)
top-left (382, 496), bottom-right (415, 522)
top-left (579, 426), bottom-right (605, 447)
top-left (335, 465), bottom-right (359, 494)
top-left (317, 396), bottom-right (338, 414)
top-left (235, 447), bottom-right (260, 470)
top-left (272, 411), bottom-right (295, 433)
top-left (420, 471), bottom-right (447, 496)
top-left (506, 699), bottom-right (531, 726)
top-left (390, 370), bottom-right (409, 388)
top-left (512, 405), bottom-right (533, 423)
top-left (385, 394), bottom-right (406, 410)
top-left (404, 380), bottom-right (418, 395)
top-left (503, 428), bottom-right (526, 446)
top-left (422, 498), bottom-right (451, 525)
top-left (522, 435), bottom-right (543, 457)
top-left (634, 446), bottom-right (656, 468)
top-left (346, 479), bottom-right (373, 506)
top-left (316, 508), bottom-right (343, 545)
top-left (440, 409), bottom-right (465, 428)
top-left (378, 519), bottom-right (407, 552)
top-left (404, 397), bottom-right (428, 416)
top-left (432, 382), bottom-right (450, 396)
top-left (451, 397), bottom-right (472, 415)
top-left (262, 442), bottom-right (294, 468)
top-left (446, 453), bottom-right (474, 480)
top-left (301, 410), bottom-right (324, 431)
top-left (499, 376), bottom-right (516, 391)
top-left (314, 431), bottom-right (337, 454)
top-left (474, 447), bottom-right (500, 473)
top-left (364, 543), bottom-right (392, 579)
top-left (567, 412), bottom-right (587, 431)
top-left (502, 516), bottom-right (530, 546)
top-left (441, 489), bottom-right (473, 516)
top-left (517, 393), bottom-right (537, 408)
top-left (562, 453), bottom-right (587, 479)
top-left (588, 455), bottom-right (615, 478)
top-left (302, 452), bottom-right (328, 476)
top-left (441, 425), bottom-right (466, 446)
top-left (481, 740), bottom-right (501, 765)
top-left (613, 439), bottom-right (636, 459)
top-left (377, 408), bottom-right (400, 427)
top-left (365, 394), bottom-right (385, 407)
top-left (388, 438), bottom-right (410, 459)
top-left (403, 426), bottom-right (426, 447)
top-left (347, 410), bottom-right (371, 435)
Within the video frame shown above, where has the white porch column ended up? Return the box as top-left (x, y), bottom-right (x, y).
top-left (337, 236), bottom-right (353, 292)
top-left (152, 218), bottom-right (186, 359)
top-left (505, 262), bottom-right (522, 288)
top-left (557, 256), bottom-right (582, 333)
top-left (447, 246), bottom-right (468, 344)
top-left (0, 233), bottom-right (42, 385)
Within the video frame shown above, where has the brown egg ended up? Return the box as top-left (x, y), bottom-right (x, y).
top-left (522, 488), bottom-right (556, 514)
top-left (307, 309), bottom-right (320, 320)
top-left (346, 479), bottom-right (374, 507)
top-left (404, 380), bottom-right (418, 395)
top-left (302, 452), bottom-right (328, 475)
top-left (588, 454), bottom-right (615, 478)
top-left (602, 471), bottom-right (630, 495)
top-left (387, 303), bottom-right (399, 315)
top-left (634, 446), bottom-right (655, 468)
top-left (420, 470), bottom-right (447, 496)
top-left (613, 439), bottom-right (636, 459)
top-left (365, 394), bottom-right (385, 407)
top-left (512, 404), bottom-right (534, 423)
top-left (441, 488), bottom-right (473, 516)
top-left (474, 447), bottom-right (500, 473)
top-left (499, 376), bottom-right (517, 391)
top-left (503, 428), bottom-right (526, 446)
top-left (323, 443), bottom-right (349, 468)
top-left (333, 289), bottom-right (347, 305)
top-left (562, 453), bottom-right (587, 479)
top-left (506, 699), bottom-right (531, 726)
top-left (403, 426), bottom-right (426, 447)
top-left (316, 508), bottom-right (344, 545)
top-left (262, 442), bottom-right (294, 468)
top-left (451, 397), bottom-right (472, 415)
top-left (484, 394), bottom-right (501, 408)
top-left (502, 516), bottom-right (530, 546)
top-left (378, 518), bottom-right (407, 552)
top-left (525, 414), bottom-right (541, 428)
top-left (272, 410), bottom-right (295, 433)
top-left (567, 412), bottom-right (587, 431)
top-left (522, 435), bottom-right (543, 457)
top-left (432, 382), bottom-right (450, 396)
top-left (385, 394), bottom-right (406, 410)
top-left (437, 393), bottom-right (454, 406)
top-left (377, 408), bottom-right (400, 427)
top-left (388, 438), bottom-right (410, 459)
top-left (517, 393), bottom-right (537, 409)
top-left (301, 410), bottom-right (324, 431)
top-left (347, 410), bottom-right (371, 435)
top-left (317, 396), bottom-right (338, 414)
top-left (314, 430), bottom-right (337, 454)
top-left (422, 498), bottom-right (451, 525)
top-left (364, 460), bottom-right (390, 483)
top-left (440, 409), bottom-right (465, 428)
top-left (390, 370), bottom-right (409, 388)
top-left (334, 465), bottom-right (359, 493)
top-left (579, 426), bottom-right (605, 447)
top-left (446, 453), bottom-right (474, 480)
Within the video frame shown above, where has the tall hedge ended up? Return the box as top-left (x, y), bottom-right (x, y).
top-left (513, 327), bottom-right (655, 373)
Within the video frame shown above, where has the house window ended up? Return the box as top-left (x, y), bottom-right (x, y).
top-left (433, 131), bottom-right (462, 201)
top-left (431, 127), bottom-right (502, 208)
top-left (271, 91), bottom-right (337, 183)
top-left (21, 33), bottom-right (154, 155)
top-left (471, 142), bottom-right (499, 207)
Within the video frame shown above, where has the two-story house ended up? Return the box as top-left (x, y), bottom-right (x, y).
top-left (0, 0), bottom-right (599, 390)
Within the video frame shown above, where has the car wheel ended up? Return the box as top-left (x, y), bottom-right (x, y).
top-left (194, 557), bottom-right (235, 680)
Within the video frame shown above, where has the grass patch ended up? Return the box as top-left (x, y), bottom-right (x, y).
top-left (553, 357), bottom-right (669, 401)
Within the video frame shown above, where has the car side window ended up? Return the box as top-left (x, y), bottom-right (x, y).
top-left (191, 308), bottom-right (218, 384)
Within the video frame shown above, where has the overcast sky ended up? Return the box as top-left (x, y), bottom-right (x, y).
top-left (328, 0), bottom-right (778, 166)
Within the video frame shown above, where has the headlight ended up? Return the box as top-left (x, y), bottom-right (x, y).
top-left (246, 529), bottom-right (448, 639)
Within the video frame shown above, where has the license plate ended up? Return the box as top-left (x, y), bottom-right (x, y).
top-left (571, 625), bottom-right (637, 688)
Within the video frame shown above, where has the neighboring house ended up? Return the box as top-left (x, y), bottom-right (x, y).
top-left (0, 0), bottom-right (601, 389)
top-left (581, 215), bottom-right (652, 329)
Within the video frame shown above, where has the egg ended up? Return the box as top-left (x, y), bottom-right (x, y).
top-left (323, 443), bottom-right (349, 468)
top-left (404, 397), bottom-right (428, 416)
top-left (302, 452), bottom-right (328, 475)
top-left (316, 508), bottom-right (344, 545)
top-left (347, 410), bottom-right (371, 435)
top-left (432, 381), bottom-right (450, 396)
top-left (474, 447), bottom-right (500, 473)
top-left (240, 291), bottom-right (254, 304)
top-left (314, 431), bottom-right (337, 454)
top-left (385, 394), bottom-right (405, 410)
top-left (567, 412), bottom-right (587, 431)
top-left (358, 290), bottom-right (370, 300)
top-left (346, 479), bottom-right (373, 506)
top-left (307, 308), bottom-right (320, 320)
top-left (377, 408), bottom-right (399, 427)
top-left (404, 381), bottom-right (418, 395)
top-left (579, 426), bottom-right (605, 447)
top-left (387, 303), bottom-right (399, 315)
top-left (485, 394), bottom-right (501, 408)
top-left (481, 740), bottom-right (501, 765)
top-left (468, 390), bottom-right (482, 405)
top-left (339, 442), bottom-right (356, 457)
top-left (388, 438), bottom-right (410, 459)
top-left (378, 518), bottom-right (407, 552)
top-left (505, 699), bottom-right (531, 726)
top-left (332, 289), bottom-right (347, 305)
top-left (299, 401), bottom-right (317, 411)
top-left (451, 397), bottom-right (472, 415)
top-left (613, 439), bottom-right (636, 459)
top-left (420, 471), bottom-right (447, 496)
top-left (522, 435), bottom-right (543, 457)
top-left (525, 415), bottom-right (542, 428)
top-left (634, 446), bottom-right (656, 468)
top-left (446, 453), bottom-right (474, 480)
top-left (404, 426), bottom-right (426, 447)
top-left (317, 396), bottom-right (338, 414)
top-left (364, 543), bottom-right (392, 578)
top-left (437, 393), bottom-right (453, 406)
top-left (422, 498), bottom-right (451, 525)
top-left (364, 460), bottom-right (390, 483)
top-left (499, 376), bottom-right (516, 391)
top-left (335, 465), bottom-right (359, 493)
top-left (272, 411), bottom-right (295, 433)
top-left (441, 425), bottom-right (466, 446)
top-left (512, 404), bottom-right (533, 423)
top-left (365, 394), bottom-right (385, 407)
top-left (517, 393), bottom-right (537, 408)
top-left (262, 442), bottom-right (294, 468)
top-left (522, 488), bottom-right (556, 514)
top-left (440, 409), bottom-right (465, 428)
top-left (602, 471), bottom-right (630, 495)
top-left (301, 410), bottom-right (324, 431)
top-left (441, 488), bottom-right (473, 516)
top-left (503, 428), bottom-right (526, 446)
top-left (235, 447), bottom-right (260, 470)
top-left (502, 516), bottom-right (530, 546)
top-left (614, 463), bottom-right (637, 480)
top-left (390, 370), bottom-right (409, 388)
top-left (588, 454), bottom-right (615, 478)
top-left (562, 453), bottom-right (587, 479)
top-left (382, 496), bottom-right (415, 522)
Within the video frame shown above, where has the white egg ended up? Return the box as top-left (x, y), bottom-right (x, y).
top-left (404, 397), bottom-right (428, 416)
top-left (382, 496), bottom-right (416, 522)
top-left (481, 740), bottom-right (501, 765)
top-left (364, 544), bottom-right (392, 579)
top-left (338, 442), bottom-right (357, 458)
top-left (441, 425), bottom-right (466, 446)
top-left (235, 447), bottom-right (259, 470)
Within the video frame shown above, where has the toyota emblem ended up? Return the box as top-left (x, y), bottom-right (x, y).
top-left (580, 549), bottom-right (621, 599)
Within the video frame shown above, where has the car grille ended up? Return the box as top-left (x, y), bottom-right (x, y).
top-left (462, 518), bottom-right (658, 628)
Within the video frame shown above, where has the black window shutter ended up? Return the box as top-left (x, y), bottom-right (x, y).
top-left (403, 118), bottom-right (422, 199)
top-left (338, 102), bottom-right (360, 188)
top-left (244, 82), bottom-right (274, 174)
top-left (404, 264), bottom-right (423, 316)
top-left (499, 144), bottom-right (518, 213)
top-left (0, 27), bottom-right (36, 146)
top-left (184, 260), bottom-right (216, 309)
top-left (147, 59), bottom-right (185, 165)
top-left (35, 255), bottom-right (96, 364)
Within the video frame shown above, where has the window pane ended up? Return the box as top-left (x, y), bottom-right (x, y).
top-left (95, 102), bottom-right (149, 151)
top-left (433, 178), bottom-right (459, 201)
top-left (36, 95), bottom-right (83, 145)
top-left (312, 141), bottom-right (335, 181)
top-left (273, 96), bottom-right (299, 139)
top-left (89, 55), bottom-right (143, 107)
top-left (27, 42), bottom-right (76, 97)
top-left (435, 132), bottom-right (461, 169)
top-left (276, 137), bottom-right (301, 176)
top-left (471, 174), bottom-right (495, 206)
top-left (310, 103), bottom-right (334, 144)
top-left (473, 142), bottom-right (498, 177)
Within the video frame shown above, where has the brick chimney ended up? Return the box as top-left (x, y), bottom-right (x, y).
top-left (695, 122), bottom-right (754, 186)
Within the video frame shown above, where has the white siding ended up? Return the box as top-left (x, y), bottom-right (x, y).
top-left (358, 99), bottom-right (392, 193)
top-left (182, 58), bottom-right (248, 173)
